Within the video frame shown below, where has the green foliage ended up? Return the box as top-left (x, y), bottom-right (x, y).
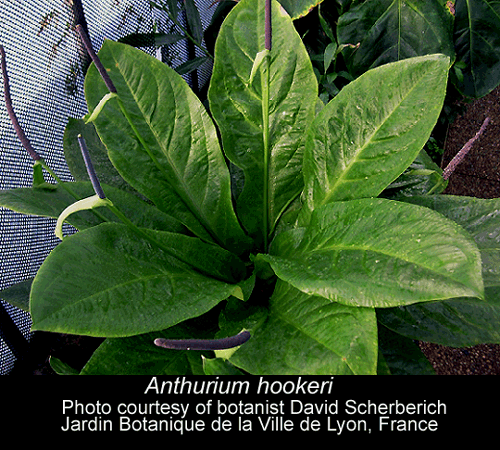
top-left (337, 0), bottom-right (455, 78)
top-left (453, 0), bottom-right (500, 97)
top-left (208, 0), bottom-right (318, 248)
top-left (299, 0), bottom-right (500, 103)
top-left (1, 0), bottom-right (499, 375)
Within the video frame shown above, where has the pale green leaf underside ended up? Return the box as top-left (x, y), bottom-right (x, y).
top-left (262, 198), bottom-right (484, 308)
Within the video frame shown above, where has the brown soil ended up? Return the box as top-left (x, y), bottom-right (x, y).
top-left (419, 85), bottom-right (500, 375)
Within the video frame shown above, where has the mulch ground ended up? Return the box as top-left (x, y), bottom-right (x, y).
top-left (418, 84), bottom-right (500, 375)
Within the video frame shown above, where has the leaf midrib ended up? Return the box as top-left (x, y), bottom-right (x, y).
top-left (320, 60), bottom-right (432, 206)
top-left (112, 48), bottom-right (222, 246)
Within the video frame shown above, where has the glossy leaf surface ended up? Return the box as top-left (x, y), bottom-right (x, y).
top-left (379, 195), bottom-right (500, 346)
top-left (228, 280), bottom-right (378, 374)
top-left (85, 40), bottom-right (250, 254)
top-left (208, 0), bottom-right (317, 247)
top-left (300, 55), bottom-right (449, 221)
top-left (30, 223), bottom-right (243, 337)
top-left (262, 198), bottom-right (484, 307)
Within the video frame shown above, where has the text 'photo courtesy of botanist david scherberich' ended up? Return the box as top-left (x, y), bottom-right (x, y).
top-left (57, 376), bottom-right (457, 436)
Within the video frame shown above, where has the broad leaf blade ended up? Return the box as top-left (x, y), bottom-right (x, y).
top-left (85, 40), bottom-right (250, 255)
top-left (208, 0), bottom-right (318, 247)
top-left (30, 223), bottom-right (242, 337)
top-left (337, 0), bottom-right (455, 77)
top-left (378, 195), bottom-right (500, 346)
top-left (403, 195), bottom-right (500, 289)
top-left (263, 198), bottom-right (484, 307)
top-left (300, 54), bottom-right (449, 221)
top-left (228, 280), bottom-right (378, 375)
top-left (454, 0), bottom-right (500, 97)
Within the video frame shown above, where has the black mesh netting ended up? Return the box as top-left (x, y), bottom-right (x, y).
top-left (0, 0), bottom-right (214, 374)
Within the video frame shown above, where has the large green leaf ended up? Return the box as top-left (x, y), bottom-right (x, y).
top-left (378, 195), bottom-right (500, 346)
top-left (85, 40), bottom-right (250, 255)
top-left (337, 0), bottom-right (455, 77)
top-left (227, 280), bottom-right (378, 374)
top-left (454, 0), bottom-right (500, 97)
top-left (30, 223), bottom-right (243, 337)
top-left (261, 198), bottom-right (484, 307)
top-left (208, 0), bottom-right (318, 248)
top-left (300, 55), bottom-right (449, 221)
top-left (403, 195), bottom-right (500, 296)
top-left (403, 195), bottom-right (500, 285)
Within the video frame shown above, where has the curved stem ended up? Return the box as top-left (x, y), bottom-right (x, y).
top-left (1, 45), bottom-right (41, 161)
top-left (154, 330), bottom-right (251, 351)
top-left (76, 25), bottom-right (117, 93)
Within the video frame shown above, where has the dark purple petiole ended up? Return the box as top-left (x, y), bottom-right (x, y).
top-left (265, 0), bottom-right (272, 51)
top-left (77, 135), bottom-right (106, 199)
top-left (154, 331), bottom-right (251, 351)
top-left (1, 45), bottom-right (42, 161)
top-left (75, 24), bottom-right (117, 94)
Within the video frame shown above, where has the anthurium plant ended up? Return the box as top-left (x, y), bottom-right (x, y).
top-left (1, 0), bottom-right (499, 375)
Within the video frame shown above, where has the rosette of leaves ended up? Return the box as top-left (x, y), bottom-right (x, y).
top-left (1, 0), bottom-right (499, 375)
